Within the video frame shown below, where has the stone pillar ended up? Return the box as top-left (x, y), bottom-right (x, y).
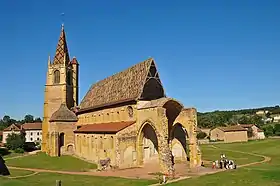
top-left (53, 132), bottom-right (59, 157)
top-left (157, 107), bottom-right (174, 177)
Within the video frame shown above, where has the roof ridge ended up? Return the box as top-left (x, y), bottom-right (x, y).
top-left (79, 57), bottom-right (155, 110)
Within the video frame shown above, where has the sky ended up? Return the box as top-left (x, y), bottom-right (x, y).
top-left (0, 0), bottom-right (280, 119)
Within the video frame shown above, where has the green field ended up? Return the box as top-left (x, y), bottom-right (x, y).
top-left (0, 139), bottom-right (279, 186)
top-left (168, 139), bottom-right (280, 186)
top-left (5, 153), bottom-right (97, 172)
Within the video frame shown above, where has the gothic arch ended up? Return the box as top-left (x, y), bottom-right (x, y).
top-left (137, 120), bottom-right (159, 165)
top-left (170, 123), bottom-right (189, 160)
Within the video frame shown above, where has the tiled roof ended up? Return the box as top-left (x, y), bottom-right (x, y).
top-left (218, 125), bottom-right (247, 132)
top-left (53, 25), bottom-right (70, 65)
top-left (238, 124), bottom-right (254, 128)
top-left (50, 103), bottom-right (78, 122)
top-left (79, 58), bottom-right (165, 112)
top-left (74, 121), bottom-right (136, 133)
top-left (3, 124), bottom-right (22, 131)
top-left (22, 123), bottom-right (42, 130)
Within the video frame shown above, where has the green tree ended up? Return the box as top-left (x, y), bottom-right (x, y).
top-left (274, 124), bottom-right (280, 136)
top-left (197, 131), bottom-right (207, 139)
top-left (263, 125), bottom-right (274, 137)
top-left (34, 117), bottom-right (42, 122)
top-left (24, 114), bottom-right (34, 123)
top-left (5, 132), bottom-right (26, 150)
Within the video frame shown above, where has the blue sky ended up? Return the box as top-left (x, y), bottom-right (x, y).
top-left (0, 0), bottom-right (280, 119)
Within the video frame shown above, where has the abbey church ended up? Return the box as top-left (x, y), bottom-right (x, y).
top-left (42, 25), bottom-right (201, 175)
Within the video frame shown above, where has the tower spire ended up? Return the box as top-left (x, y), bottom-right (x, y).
top-left (52, 24), bottom-right (70, 65)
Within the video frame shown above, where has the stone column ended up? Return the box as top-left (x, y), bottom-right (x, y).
top-left (157, 107), bottom-right (174, 177)
top-left (54, 132), bottom-right (59, 157)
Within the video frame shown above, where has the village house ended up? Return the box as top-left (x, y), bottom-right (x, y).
top-left (41, 25), bottom-right (202, 175)
top-left (2, 124), bottom-right (22, 144)
top-left (2, 123), bottom-right (42, 144)
top-left (210, 125), bottom-right (248, 143)
top-left (22, 123), bottom-right (42, 143)
top-left (238, 124), bottom-right (265, 140)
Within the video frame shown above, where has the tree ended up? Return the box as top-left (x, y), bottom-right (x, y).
top-left (263, 125), bottom-right (274, 137)
top-left (24, 115), bottom-right (34, 123)
top-left (274, 124), bottom-right (280, 136)
top-left (5, 133), bottom-right (25, 151)
top-left (34, 117), bottom-right (42, 122)
top-left (247, 127), bottom-right (253, 138)
top-left (197, 131), bottom-right (207, 139)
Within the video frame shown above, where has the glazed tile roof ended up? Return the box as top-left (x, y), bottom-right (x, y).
top-left (218, 125), bottom-right (247, 132)
top-left (53, 25), bottom-right (70, 65)
top-left (74, 121), bottom-right (136, 133)
top-left (79, 58), bottom-right (165, 111)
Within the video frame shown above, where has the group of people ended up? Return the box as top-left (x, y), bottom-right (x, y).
top-left (212, 153), bottom-right (237, 170)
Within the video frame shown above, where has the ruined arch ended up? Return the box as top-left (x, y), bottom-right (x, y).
top-left (137, 120), bottom-right (159, 165)
top-left (162, 99), bottom-right (184, 139)
top-left (170, 123), bottom-right (189, 161)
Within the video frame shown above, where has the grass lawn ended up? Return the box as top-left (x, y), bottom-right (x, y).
top-left (201, 143), bottom-right (263, 167)
top-left (168, 139), bottom-right (280, 186)
top-left (6, 153), bottom-right (97, 172)
top-left (1, 139), bottom-right (279, 186)
top-left (0, 171), bottom-right (156, 186)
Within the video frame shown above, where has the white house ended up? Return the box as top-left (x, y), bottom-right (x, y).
top-left (2, 122), bottom-right (42, 144)
top-left (22, 123), bottom-right (42, 143)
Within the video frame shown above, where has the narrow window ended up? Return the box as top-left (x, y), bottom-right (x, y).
top-left (54, 70), bottom-right (60, 84)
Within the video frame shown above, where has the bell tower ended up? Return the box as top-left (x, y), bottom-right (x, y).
top-left (41, 25), bottom-right (79, 152)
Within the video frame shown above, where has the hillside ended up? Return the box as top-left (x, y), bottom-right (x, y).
top-left (197, 105), bottom-right (280, 128)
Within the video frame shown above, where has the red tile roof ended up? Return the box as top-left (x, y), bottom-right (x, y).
top-left (22, 122), bottom-right (42, 130)
top-left (74, 121), bottom-right (136, 133)
top-left (218, 125), bottom-right (247, 132)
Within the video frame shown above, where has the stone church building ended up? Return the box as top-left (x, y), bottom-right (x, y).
top-left (42, 25), bottom-right (201, 175)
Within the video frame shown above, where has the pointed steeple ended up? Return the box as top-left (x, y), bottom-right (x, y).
top-left (53, 24), bottom-right (70, 65)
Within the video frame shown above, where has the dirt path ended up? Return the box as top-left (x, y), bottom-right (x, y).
top-left (149, 145), bottom-right (272, 186)
top-left (5, 146), bottom-right (271, 184)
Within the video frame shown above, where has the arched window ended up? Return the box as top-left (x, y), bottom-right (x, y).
top-left (54, 70), bottom-right (60, 84)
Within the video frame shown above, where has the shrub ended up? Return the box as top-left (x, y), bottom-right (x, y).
top-left (262, 125), bottom-right (274, 137)
top-left (5, 132), bottom-right (25, 150)
top-left (274, 124), bottom-right (280, 136)
top-left (0, 147), bottom-right (10, 156)
top-left (14, 148), bottom-right (25, 153)
top-left (23, 142), bottom-right (36, 152)
top-left (197, 131), bottom-right (207, 139)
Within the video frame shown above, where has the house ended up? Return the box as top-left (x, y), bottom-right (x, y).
top-left (41, 24), bottom-right (202, 175)
top-left (210, 125), bottom-right (248, 143)
top-left (271, 114), bottom-right (280, 123)
top-left (22, 123), bottom-right (42, 143)
top-left (238, 124), bottom-right (265, 140)
top-left (256, 110), bottom-right (269, 116)
top-left (2, 124), bottom-right (22, 144)
top-left (2, 123), bottom-right (42, 144)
